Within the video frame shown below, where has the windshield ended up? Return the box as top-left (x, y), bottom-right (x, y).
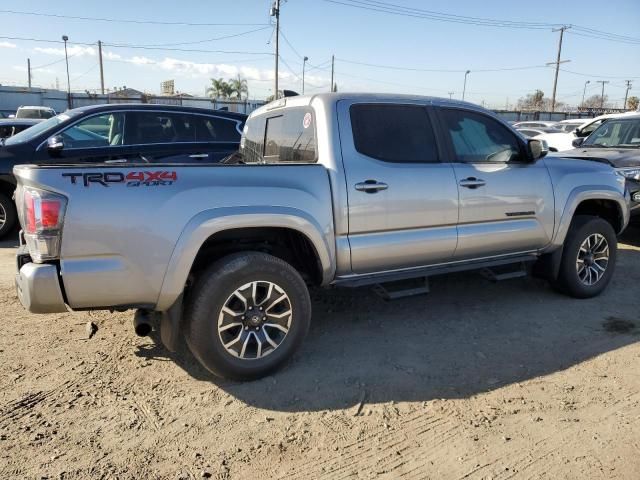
top-left (16, 108), bottom-right (54, 119)
top-left (4, 113), bottom-right (75, 145)
top-left (583, 118), bottom-right (640, 148)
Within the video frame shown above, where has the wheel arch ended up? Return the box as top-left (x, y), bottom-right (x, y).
top-left (552, 186), bottom-right (629, 247)
top-left (155, 206), bottom-right (335, 311)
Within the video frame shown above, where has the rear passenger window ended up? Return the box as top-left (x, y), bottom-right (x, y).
top-left (125, 112), bottom-right (196, 144)
top-left (263, 108), bottom-right (316, 163)
top-left (194, 116), bottom-right (241, 142)
top-left (350, 104), bottom-right (438, 163)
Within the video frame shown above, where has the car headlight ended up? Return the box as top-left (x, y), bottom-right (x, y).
top-left (616, 168), bottom-right (640, 181)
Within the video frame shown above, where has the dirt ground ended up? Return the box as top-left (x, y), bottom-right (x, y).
top-left (1, 226), bottom-right (639, 480)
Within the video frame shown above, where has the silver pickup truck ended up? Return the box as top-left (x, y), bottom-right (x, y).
top-left (14, 93), bottom-right (630, 379)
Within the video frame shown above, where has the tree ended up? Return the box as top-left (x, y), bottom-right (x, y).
top-left (229, 75), bottom-right (249, 100)
top-left (583, 94), bottom-right (608, 109)
top-left (627, 96), bottom-right (639, 111)
top-left (517, 90), bottom-right (546, 110)
top-left (207, 78), bottom-right (232, 99)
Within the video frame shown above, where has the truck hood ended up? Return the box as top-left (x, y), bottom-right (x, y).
top-left (555, 148), bottom-right (640, 168)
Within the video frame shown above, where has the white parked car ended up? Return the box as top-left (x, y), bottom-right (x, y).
top-left (535, 113), bottom-right (636, 152)
top-left (15, 105), bottom-right (57, 120)
top-left (553, 119), bottom-right (591, 133)
top-left (513, 121), bottom-right (558, 129)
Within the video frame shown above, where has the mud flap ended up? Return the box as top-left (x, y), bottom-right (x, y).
top-left (532, 247), bottom-right (564, 281)
top-left (160, 294), bottom-right (183, 353)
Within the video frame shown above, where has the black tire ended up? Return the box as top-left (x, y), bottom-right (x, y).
top-left (0, 192), bottom-right (17, 239)
top-left (184, 252), bottom-right (311, 380)
top-left (554, 215), bottom-right (617, 298)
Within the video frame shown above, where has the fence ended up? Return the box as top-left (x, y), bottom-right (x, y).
top-left (0, 85), bottom-right (265, 117)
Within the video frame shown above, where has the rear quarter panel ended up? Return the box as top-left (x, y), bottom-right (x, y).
top-left (14, 164), bottom-right (335, 310)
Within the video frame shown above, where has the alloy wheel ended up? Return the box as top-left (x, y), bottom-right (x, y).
top-left (217, 281), bottom-right (293, 360)
top-left (576, 233), bottom-right (609, 286)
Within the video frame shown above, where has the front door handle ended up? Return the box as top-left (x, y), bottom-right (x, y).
top-left (355, 180), bottom-right (388, 193)
top-left (459, 177), bottom-right (486, 189)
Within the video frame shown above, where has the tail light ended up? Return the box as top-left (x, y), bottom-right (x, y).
top-left (17, 186), bottom-right (67, 263)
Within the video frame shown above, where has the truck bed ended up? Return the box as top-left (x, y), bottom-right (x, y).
top-left (14, 163), bottom-right (335, 310)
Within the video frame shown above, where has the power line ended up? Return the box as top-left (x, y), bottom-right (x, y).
top-left (559, 68), bottom-right (640, 79)
top-left (71, 63), bottom-right (99, 82)
top-left (323, 0), bottom-right (640, 44)
top-left (336, 57), bottom-right (549, 73)
top-left (116, 26), bottom-right (272, 48)
top-left (279, 28), bottom-right (305, 61)
top-left (0, 35), bottom-right (272, 56)
top-left (0, 9), bottom-right (269, 26)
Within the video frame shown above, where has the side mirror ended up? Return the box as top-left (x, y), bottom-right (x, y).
top-left (528, 138), bottom-right (548, 160)
top-left (47, 135), bottom-right (64, 155)
top-left (572, 137), bottom-right (585, 148)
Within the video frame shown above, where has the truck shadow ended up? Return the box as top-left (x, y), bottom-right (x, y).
top-left (137, 231), bottom-right (640, 412)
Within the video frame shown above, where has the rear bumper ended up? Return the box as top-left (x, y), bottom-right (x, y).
top-left (15, 257), bottom-right (67, 314)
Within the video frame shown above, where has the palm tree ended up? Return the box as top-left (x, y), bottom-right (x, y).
top-left (230, 75), bottom-right (249, 100)
top-left (207, 78), bottom-right (230, 99)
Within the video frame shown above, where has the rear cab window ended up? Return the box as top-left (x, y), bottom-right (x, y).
top-left (349, 103), bottom-right (439, 163)
top-left (240, 107), bottom-right (316, 164)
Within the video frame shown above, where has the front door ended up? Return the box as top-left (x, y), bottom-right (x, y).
top-left (35, 111), bottom-right (133, 164)
top-left (338, 101), bottom-right (459, 274)
top-left (436, 107), bottom-right (555, 260)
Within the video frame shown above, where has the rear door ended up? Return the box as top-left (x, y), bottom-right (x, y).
top-left (338, 101), bottom-right (459, 274)
top-left (436, 106), bottom-right (555, 259)
top-left (123, 111), bottom-right (242, 163)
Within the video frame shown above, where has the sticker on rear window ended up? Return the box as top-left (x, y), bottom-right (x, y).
top-left (303, 112), bottom-right (312, 129)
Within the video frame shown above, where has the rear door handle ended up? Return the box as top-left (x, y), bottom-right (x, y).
top-left (459, 177), bottom-right (486, 189)
top-left (189, 153), bottom-right (209, 159)
top-left (355, 180), bottom-right (388, 193)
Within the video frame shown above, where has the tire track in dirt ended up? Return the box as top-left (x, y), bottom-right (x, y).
top-left (281, 408), bottom-right (461, 479)
top-left (0, 379), bottom-right (76, 428)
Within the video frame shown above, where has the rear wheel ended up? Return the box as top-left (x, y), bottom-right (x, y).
top-left (554, 215), bottom-right (617, 298)
top-left (0, 192), bottom-right (17, 239)
top-left (184, 252), bottom-right (311, 380)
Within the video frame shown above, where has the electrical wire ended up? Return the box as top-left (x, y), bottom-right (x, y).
top-left (0, 35), bottom-right (273, 56)
top-left (336, 58), bottom-right (550, 73)
top-left (323, 0), bottom-right (640, 44)
top-left (0, 9), bottom-right (269, 26)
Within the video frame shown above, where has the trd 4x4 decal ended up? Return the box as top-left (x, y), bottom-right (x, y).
top-left (62, 171), bottom-right (177, 187)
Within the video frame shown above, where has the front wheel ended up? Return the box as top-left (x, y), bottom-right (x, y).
top-left (554, 215), bottom-right (617, 298)
top-left (184, 252), bottom-right (311, 380)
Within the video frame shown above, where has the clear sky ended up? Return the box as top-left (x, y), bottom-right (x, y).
top-left (1, 0), bottom-right (638, 108)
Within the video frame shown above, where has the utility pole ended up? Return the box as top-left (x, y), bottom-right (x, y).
top-left (27, 58), bottom-right (32, 88)
top-left (98, 40), bottom-right (105, 95)
top-left (302, 56), bottom-right (308, 94)
top-left (623, 80), bottom-right (632, 110)
top-left (596, 80), bottom-right (609, 108)
top-left (581, 80), bottom-right (590, 108)
top-left (547, 26), bottom-right (571, 112)
top-left (270, 0), bottom-right (280, 99)
top-left (62, 35), bottom-right (71, 109)
top-left (462, 70), bottom-right (470, 101)
top-left (330, 55), bottom-right (335, 92)
top-left (448, 92), bottom-right (454, 99)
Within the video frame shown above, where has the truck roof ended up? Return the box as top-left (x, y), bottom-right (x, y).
top-left (250, 92), bottom-right (488, 118)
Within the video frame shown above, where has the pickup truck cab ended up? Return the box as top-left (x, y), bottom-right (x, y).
top-left (14, 93), bottom-right (630, 380)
